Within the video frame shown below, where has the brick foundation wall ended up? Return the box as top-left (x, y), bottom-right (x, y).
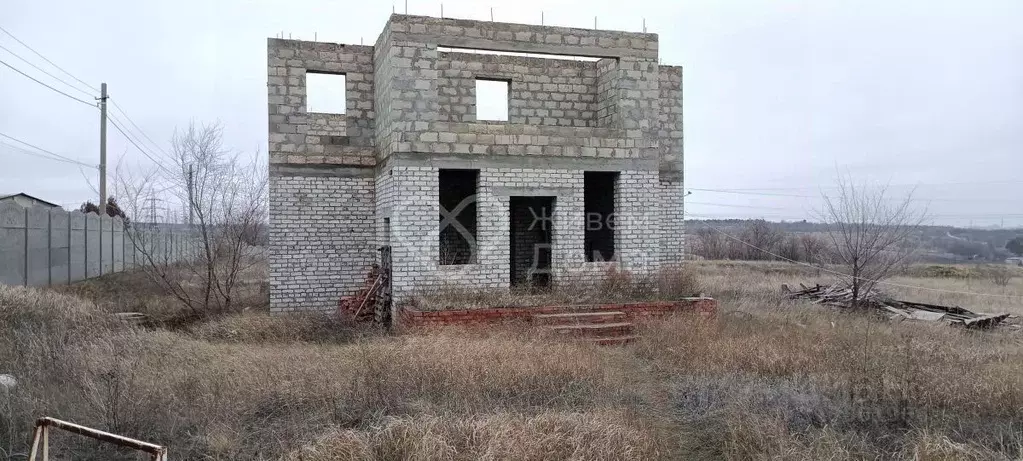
top-left (400, 298), bottom-right (717, 328)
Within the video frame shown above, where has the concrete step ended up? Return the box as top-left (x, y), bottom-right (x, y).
top-left (548, 322), bottom-right (633, 337)
top-left (586, 335), bottom-right (640, 346)
top-left (532, 311), bottom-right (626, 325)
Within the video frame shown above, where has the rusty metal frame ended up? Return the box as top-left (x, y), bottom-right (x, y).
top-left (27, 417), bottom-right (168, 461)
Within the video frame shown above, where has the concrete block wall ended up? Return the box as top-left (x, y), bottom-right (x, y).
top-left (596, 58), bottom-right (621, 129)
top-left (435, 51), bottom-right (599, 127)
top-left (267, 39), bottom-right (376, 167)
top-left (0, 201), bottom-right (197, 287)
top-left (657, 66), bottom-right (683, 174)
top-left (386, 15), bottom-right (658, 59)
top-left (376, 15), bottom-right (660, 161)
top-left (268, 172), bottom-right (376, 312)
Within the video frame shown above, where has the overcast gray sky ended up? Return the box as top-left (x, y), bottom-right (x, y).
top-left (2, 0), bottom-right (1021, 227)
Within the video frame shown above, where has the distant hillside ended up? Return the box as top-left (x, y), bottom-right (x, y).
top-left (686, 219), bottom-right (1023, 263)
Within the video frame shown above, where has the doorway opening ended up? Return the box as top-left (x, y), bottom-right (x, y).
top-left (509, 196), bottom-right (555, 289)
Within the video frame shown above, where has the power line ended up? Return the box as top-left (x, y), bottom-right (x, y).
top-left (108, 97), bottom-right (175, 163)
top-left (0, 42), bottom-right (94, 97)
top-left (687, 201), bottom-right (790, 210)
top-left (688, 180), bottom-right (1023, 192)
top-left (689, 188), bottom-right (814, 198)
top-left (1, 141), bottom-right (94, 168)
top-left (0, 24), bottom-right (99, 92)
top-left (699, 222), bottom-right (1021, 299)
top-left (107, 117), bottom-right (176, 176)
top-left (0, 58), bottom-right (96, 107)
top-left (0, 132), bottom-right (94, 168)
top-left (689, 188), bottom-right (1021, 203)
top-left (108, 112), bottom-right (173, 170)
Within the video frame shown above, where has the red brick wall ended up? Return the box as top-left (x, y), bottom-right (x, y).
top-left (400, 298), bottom-right (717, 328)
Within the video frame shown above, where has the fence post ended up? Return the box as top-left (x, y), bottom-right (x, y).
top-left (23, 208), bottom-right (28, 286)
top-left (83, 214), bottom-right (88, 280)
top-left (47, 208), bottom-right (52, 286)
top-left (98, 215), bottom-right (103, 277)
top-left (124, 224), bottom-right (129, 269)
top-left (67, 211), bottom-right (72, 285)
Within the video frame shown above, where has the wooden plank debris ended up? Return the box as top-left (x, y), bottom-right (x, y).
top-left (783, 283), bottom-right (1011, 329)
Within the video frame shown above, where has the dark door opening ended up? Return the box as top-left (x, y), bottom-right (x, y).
top-left (509, 196), bottom-right (554, 289)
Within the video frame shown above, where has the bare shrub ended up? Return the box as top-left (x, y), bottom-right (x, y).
top-left (115, 121), bottom-right (267, 320)
top-left (817, 176), bottom-right (928, 306)
top-left (658, 265), bottom-right (702, 299)
top-left (986, 265), bottom-right (1015, 287)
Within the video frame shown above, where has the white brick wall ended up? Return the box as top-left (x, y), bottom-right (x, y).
top-left (269, 175), bottom-right (376, 312)
top-left (383, 166), bottom-right (664, 303)
top-left (617, 171), bottom-right (662, 273)
top-left (659, 179), bottom-right (686, 266)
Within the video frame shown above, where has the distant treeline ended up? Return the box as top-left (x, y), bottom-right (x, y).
top-left (687, 219), bottom-right (1022, 263)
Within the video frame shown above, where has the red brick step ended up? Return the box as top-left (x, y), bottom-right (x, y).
top-left (532, 311), bottom-right (626, 325)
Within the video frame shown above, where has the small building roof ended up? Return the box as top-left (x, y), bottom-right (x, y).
top-left (0, 192), bottom-right (61, 208)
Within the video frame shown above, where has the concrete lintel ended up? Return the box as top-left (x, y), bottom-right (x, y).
top-left (267, 37), bottom-right (374, 54)
top-left (380, 153), bottom-right (657, 173)
top-left (271, 163), bottom-right (375, 178)
top-left (391, 32), bottom-right (656, 59)
top-left (490, 186), bottom-right (573, 198)
top-left (386, 14), bottom-right (657, 59)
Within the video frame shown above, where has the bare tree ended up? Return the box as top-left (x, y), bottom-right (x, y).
top-left (115, 121), bottom-right (267, 317)
top-left (799, 234), bottom-right (828, 264)
top-left (693, 227), bottom-right (730, 260)
top-left (818, 177), bottom-right (927, 306)
top-left (777, 235), bottom-right (802, 262)
top-left (740, 219), bottom-right (784, 260)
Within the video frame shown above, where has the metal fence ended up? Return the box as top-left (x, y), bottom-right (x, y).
top-left (27, 417), bottom-right (168, 460)
top-left (0, 202), bottom-right (196, 287)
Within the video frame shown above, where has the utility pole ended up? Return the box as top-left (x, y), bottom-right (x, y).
top-left (187, 163), bottom-right (194, 226)
top-left (99, 83), bottom-right (108, 209)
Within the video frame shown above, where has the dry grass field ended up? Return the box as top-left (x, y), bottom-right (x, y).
top-left (2, 260), bottom-right (1022, 460)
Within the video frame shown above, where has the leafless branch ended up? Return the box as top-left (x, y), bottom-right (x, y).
top-left (112, 121), bottom-right (267, 318)
top-left (816, 175), bottom-right (928, 305)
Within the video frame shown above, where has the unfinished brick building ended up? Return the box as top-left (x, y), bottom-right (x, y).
top-left (268, 14), bottom-right (684, 316)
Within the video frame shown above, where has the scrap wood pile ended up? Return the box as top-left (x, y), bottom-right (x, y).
top-left (339, 265), bottom-right (384, 322)
top-left (782, 283), bottom-right (1014, 329)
